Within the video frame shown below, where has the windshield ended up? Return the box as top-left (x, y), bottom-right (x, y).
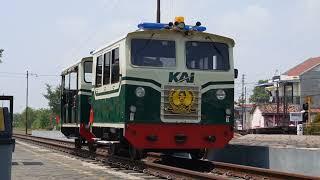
top-left (131, 39), bottom-right (176, 68)
top-left (186, 41), bottom-right (229, 71)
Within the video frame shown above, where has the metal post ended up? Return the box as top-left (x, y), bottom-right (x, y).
top-left (244, 86), bottom-right (247, 129)
top-left (307, 96), bottom-right (311, 123)
top-left (241, 74), bottom-right (245, 129)
top-left (276, 81), bottom-right (279, 123)
top-left (283, 83), bottom-right (286, 126)
top-left (156, 0), bottom-right (160, 23)
top-left (25, 70), bottom-right (28, 135)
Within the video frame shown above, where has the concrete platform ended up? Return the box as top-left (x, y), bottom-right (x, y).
top-left (12, 141), bottom-right (147, 180)
top-left (208, 134), bottom-right (320, 177)
top-left (31, 130), bottom-right (73, 142)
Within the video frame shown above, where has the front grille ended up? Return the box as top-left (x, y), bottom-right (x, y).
top-left (161, 85), bottom-right (200, 121)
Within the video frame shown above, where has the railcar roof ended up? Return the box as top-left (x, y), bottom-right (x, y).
top-left (61, 56), bottom-right (92, 75)
top-left (127, 30), bottom-right (235, 47)
top-left (91, 34), bottom-right (128, 55)
top-left (91, 29), bottom-right (235, 55)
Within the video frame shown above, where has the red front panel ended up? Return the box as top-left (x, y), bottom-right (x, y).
top-left (124, 123), bottom-right (233, 149)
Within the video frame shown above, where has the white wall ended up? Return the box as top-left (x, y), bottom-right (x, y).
top-left (251, 108), bottom-right (264, 128)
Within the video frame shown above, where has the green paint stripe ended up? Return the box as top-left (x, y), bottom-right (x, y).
top-left (201, 81), bottom-right (234, 89)
top-left (122, 77), bottom-right (161, 88)
top-left (79, 89), bottom-right (91, 93)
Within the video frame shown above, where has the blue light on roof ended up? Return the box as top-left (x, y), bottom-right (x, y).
top-left (138, 23), bottom-right (167, 30)
top-left (137, 22), bottom-right (206, 32)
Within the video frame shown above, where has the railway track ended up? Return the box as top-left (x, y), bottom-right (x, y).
top-left (13, 134), bottom-right (318, 180)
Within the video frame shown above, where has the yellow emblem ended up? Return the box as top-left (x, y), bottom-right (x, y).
top-left (168, 89), bottom-right (195, 113)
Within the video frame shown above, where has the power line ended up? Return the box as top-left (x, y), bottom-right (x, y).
top-left (0, 71), bottom-right (59, 77)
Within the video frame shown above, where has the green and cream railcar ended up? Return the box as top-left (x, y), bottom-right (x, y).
top-left (88, 28), bottom-right (235, 157)
top-left (60, 57), bottom-right (93, 148)
top-left (61, 19), bottom-right (237, 159)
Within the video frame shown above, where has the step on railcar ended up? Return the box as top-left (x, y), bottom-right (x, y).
top-left (60, 17), bottom-right (237, 159)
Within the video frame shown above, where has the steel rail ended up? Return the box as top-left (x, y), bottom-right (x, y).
top-left (212, 161), bottom-right (318, 180)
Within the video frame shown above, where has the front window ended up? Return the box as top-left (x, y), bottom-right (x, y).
top-left (131, 39), bottom-right (176, 68)
top-left (186, 41), bottom-right (229, 70)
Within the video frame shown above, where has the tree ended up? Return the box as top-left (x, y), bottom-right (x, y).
top-left (249, 80), bottom-right (270, 103)
top-left (43, 84), bottom-right (61, 116)
top-left (32, 109), bottom-right (51, 129)
top-left (0, 49), bottom-right (3, 63)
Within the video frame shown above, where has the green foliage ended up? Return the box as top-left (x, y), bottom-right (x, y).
top-left (32, 109), bottom-right (51, 129)
top-left (13, 107), bottom-right (55, 130)
top-left (13, 84), bottom-right (62, 130)
top-left (313, 113), bottom-right (320, 123)
top-left (43, 84), bottom-right (61, 116)
top-left (249, 80), bottom-right (270, 103)
top-left (304, 113), bottom-right (320, 135)
top-left (0, 49), bottom-right (3, 63)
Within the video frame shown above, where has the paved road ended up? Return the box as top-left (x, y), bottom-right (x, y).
top-left (12, 141), bottom-right (149, 180)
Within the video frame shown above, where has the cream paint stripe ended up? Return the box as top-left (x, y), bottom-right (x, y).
top-left (78, 91), bottom-right (91, 96)
top-left (94, 81), bottom-right (233, 99)
top-left (201, 84), bottom-right (234, 93)
top-left (62, 123), bottom-right (79, 127)
top-left (92, 123), bottom-right (125, 128)
top-left (94, 80), bottom-right (162, 100)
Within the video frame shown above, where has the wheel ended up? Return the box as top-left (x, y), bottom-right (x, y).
top-left (190, 149), bottom-right (206, 160)
top-left (75, 138), bottom-right (82, 149)
top-left (128, 144), bottom-right (144, 160)
top-left (88, 142), bottom-right (97, 153)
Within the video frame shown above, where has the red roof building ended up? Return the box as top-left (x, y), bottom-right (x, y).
top-left (284, 57), bottom-right (320, 76)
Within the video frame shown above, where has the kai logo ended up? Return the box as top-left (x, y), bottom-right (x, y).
top-left (169, 72), bottom-right (195, 83)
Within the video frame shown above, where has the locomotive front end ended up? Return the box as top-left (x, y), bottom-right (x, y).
top-left (123, 22), bottom-right (235, 154)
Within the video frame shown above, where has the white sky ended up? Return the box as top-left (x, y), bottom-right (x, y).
top-left (0, 0), bottom-right (320, 112)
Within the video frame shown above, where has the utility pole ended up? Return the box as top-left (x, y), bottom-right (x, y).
top-left (241, 74), bottom-right (245, 129)
top-left (156, 0), bottom-right (160, 23)
top-left (283, 83), bottom-right (287, 126)
top-left (276, 81), bottom-right (279, 123)
top-left (244, 86), bottom-right (247, 129)
top-left (26, 70), bottom-right (29, 135)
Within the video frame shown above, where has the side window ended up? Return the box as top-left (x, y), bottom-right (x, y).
top-left (70, 72), bottom-right (78, 90)
top-left (84, 61), bottom-right (92, 83)
top-left (64, 74), bottom-right (70, 89)
top-left (96, 56), bottom-right (103, 87)
top-left (103, 52), bottom-right (111, 85)
top-left (111, 48), bottom-right (120, 83)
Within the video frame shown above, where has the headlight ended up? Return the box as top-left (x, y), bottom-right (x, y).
top-left (135, 87), bottom-right (145, 97)
top-left (216, 89), bottom-right (226, 100)
top-left (225, 108), bottom-right (232, 115)
top-left (130, 105), bottom-right (136, 112)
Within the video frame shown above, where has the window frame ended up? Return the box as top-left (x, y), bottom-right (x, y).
top-left (83, 61), bottom-right (93, 83)
top-left (185, 41), bottom-right (230, 72)
top-left (69, 71), bottom-right (78, 90)
top-left (130, 38), bottom-right (177, 69)
top-left (95, 55), bottom-right (103, 87)
top-left (111, 48), bottom-right (120, 84)
top-left (103, 51), bottom-right (111, 85)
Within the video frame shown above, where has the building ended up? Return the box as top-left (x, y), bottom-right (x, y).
top-left (250, 104), bottom-right (300, 128)
top-left (234, 104), bottom-right (254, 130)
top-left (262, 57), bottom-right (320, 123)
top-left (281, 56), bottom-right (320, 109)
